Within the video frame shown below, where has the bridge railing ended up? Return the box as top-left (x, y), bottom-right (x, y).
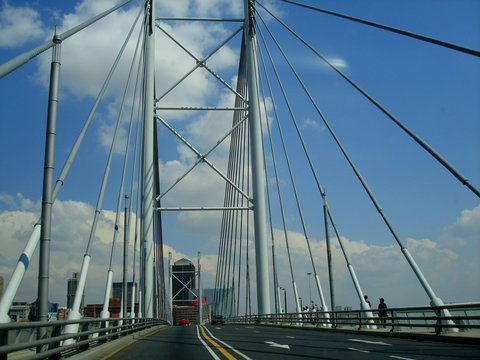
top-left (0, 317), bottom-right (169, 360)
top-left (227, 302), bottom-right (480, 334)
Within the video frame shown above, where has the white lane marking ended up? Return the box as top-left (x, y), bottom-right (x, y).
top-left (390, 356), bottom-right (416, 360)
top-left (202, 325), bottom-right (253, 360)
top-left (348, 347), bottom-right (370, 353)
top-left (286, 336), bottom-right (295, 339)
top-left (245, 326), bottom-right (254, 329)
top-left (196, 326), bottom-right (221, 360)
top-left (265, 341), bottom-right (290, 350)
top-left (349, 338), bottom-right (392, 346)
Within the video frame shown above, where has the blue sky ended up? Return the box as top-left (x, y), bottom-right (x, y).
top-left (0, 0), bottom-right (479, 312)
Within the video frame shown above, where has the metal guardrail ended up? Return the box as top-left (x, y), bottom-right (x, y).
top-left (0, 317), bottom-right (169, 360)
top-left (227, 302), bottom-right (480, 334)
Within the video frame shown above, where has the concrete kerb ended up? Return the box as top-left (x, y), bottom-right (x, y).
top-left (250, 323), bottom-right (480, 346)
top-left (65, 324), bottom-right (169, 360)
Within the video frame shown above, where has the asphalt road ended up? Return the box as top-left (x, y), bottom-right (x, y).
top-left (106, 325), bottom-right (480, 360)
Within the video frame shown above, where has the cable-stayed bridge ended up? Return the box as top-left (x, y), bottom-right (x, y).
top-left (0, 0), bottom-right (479, 358)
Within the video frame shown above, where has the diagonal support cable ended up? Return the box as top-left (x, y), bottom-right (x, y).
top-left (258, 1), bottom-right (480, 199)
top-left (156, 24), bottom-right (245, 100)
top-left (156, 114), bottom-right (248, 201)
top-left (280, 0), bottom-right (480, 57)
top-left (0, 0), bottom-right (136, 78)
top-left (156, 115), bottom-right (252, 203)
top-left (155, 26), bottom-right (243, 102)
top-left (256, 8), bottom-right (455, 316)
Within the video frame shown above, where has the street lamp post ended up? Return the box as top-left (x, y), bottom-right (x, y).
top-left (280, 287), bottom-right (287, 314)
top-left (299, 297), bottom-right (303, 310)
top-left (307, 272), bottom-right (312, 308)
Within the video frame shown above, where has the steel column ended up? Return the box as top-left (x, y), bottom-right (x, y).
top-left (36, 33), bottom-right (61, 349)
top-left (141, 0), bottom-right (155, 318)
top-left (244, 0), bottom-right (270, 315)
top-left (123, 194), bottom-right (129, 318)
top-left (198, 252), bottom-right (202, 325)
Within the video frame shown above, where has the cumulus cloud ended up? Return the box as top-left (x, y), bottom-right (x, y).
top-left (0, 1), bottom-right (46, 48)
top-left (269, 223), bottom-right (476, 309)
top-left (0, 193), bottom-right (38, 211)
top-left (1, 194), bottom-right (478, 310)
top-left (440, 204), bottom-right (480, 246)
top-left (0, 197), bottom-right (140, 305)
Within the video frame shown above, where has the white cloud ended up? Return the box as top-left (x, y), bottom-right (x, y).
top-left (0, 193), bottom-right (38, 211)
top-left (0, 1), bottom-right (46, 48)
top-left (269, 223), bottom-right (477, 309)
top-left (328, 57), bottom-right (348, 69)
top-left (301, 117), bottom-right (320, 130)
top-left (1, 195), bottom-right (478, 311)
top-left (440, 204), bottom-right (480, 246)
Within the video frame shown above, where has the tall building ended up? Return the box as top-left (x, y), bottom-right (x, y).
top-left (112, 281), bottom-right (137, 306)
top-left (0, 276), bottom-right (3, 299)
top-left (172, 258), bottom-right (196, 306)
top-left (67, 272), bottom-right (84, 310)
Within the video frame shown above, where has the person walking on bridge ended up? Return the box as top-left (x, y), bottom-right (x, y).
top-left (364, 295), bottom-right (371, 308)
top-left (378, 298), bottom-right (388, 327)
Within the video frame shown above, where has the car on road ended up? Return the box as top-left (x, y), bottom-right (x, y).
top-left (211, 315), bottom-right (225, 325)
top-left (178, 318), bottom-right (190, 326)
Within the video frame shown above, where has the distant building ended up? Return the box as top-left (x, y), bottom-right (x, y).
top-left (172, 258), bottom-right (196, 306)
top-left (112, 282), bottom-right (137, 306)
top-left (67, 272), bottom-right (84, 310)
top-left (9, 302), bottom-right (31, 322)
top-left (0, 276), bottom-right (4, 299)
top-left (83, 299), bottom-right (139, 318)
top-left (57, 307), bottom-right (67, 320)
top-left (29, 300), bottom-right (58, 321)
top-left (201, 288), bottom-right (233, 316)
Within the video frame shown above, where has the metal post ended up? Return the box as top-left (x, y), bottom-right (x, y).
top-left (307, 272), bottom-right (312, 307)
top-left (198, 252), bottom-right (202, 325)
top-left (141, 0), bottom-right (155, 318)
top-left (325, 219), bottom-right (335, 311)
top-left (244, 0), bottom-right (270, 316)
top-left (123, 194), bottom-right (129, 318)
top-left (37, 31), bottom-right (61, 350)
top-left (168, 252), bottom-right (173, 324)
top-left (277, 287), bottom-right (283, 313)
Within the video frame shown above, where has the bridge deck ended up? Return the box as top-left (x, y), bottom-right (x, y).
top-left (9, 324), bottom-right (477, 360)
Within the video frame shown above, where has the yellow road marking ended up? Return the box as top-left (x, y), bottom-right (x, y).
top-left (100, 327), bottom-right (165, 360)
top-left (199, 325), bottom-right (237, 360)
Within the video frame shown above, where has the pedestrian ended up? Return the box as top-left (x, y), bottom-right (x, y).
top-left (364, 295), bottom-right (371, 308)
top-left (378, 298), bottom-right (388, 327)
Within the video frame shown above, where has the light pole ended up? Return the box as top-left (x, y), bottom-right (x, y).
top-left (307, 272), bottom-right (312, 308)
top-left (299, 297), bottom-right (303, 310)
top-left (280, 287), bottom-right (287, 314)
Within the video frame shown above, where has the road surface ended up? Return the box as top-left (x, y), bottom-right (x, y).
top-left (105, 324), bottom-right (480, 360)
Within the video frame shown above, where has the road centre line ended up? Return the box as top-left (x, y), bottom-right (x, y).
top-left (349, 338), bottom-right (392, 346)
top-left (199, 325), bottom-right (237, 360)
top-left (202, 326), bottom-right (253, 360)
top-left (348, 347), bottom-right (370, 353)
top-left (390, 356), bottom-right (416, 360)
top-left (196, 326), bottom-right (222, 360)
